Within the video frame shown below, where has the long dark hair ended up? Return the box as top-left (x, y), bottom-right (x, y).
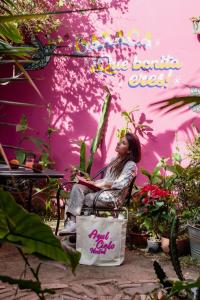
top-left (110, 132), bottom-right (141, 178)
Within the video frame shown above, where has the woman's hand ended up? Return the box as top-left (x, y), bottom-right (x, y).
top-left (94, 181), bottom-right (112, 189)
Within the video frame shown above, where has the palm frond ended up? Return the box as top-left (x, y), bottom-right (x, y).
top-left (150, 96), bottom-right (200, 113)
top-left (0, 7), bottom-right (106, 24)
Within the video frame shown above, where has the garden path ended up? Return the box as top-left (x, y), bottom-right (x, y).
top-left (0, 243), bottom-right (199, 300)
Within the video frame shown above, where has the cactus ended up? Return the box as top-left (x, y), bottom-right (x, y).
top-left (153, 261), bottom-right (172, 290)
top-left (169, 216), bottom-right (184, 281)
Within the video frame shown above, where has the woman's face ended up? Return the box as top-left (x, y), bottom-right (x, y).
top-left (115, 136), bottom-right (130, 157)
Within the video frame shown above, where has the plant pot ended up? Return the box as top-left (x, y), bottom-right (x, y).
top-left (161, 236), bottom-right (190, 256)
top-left (129, 232), bottom-right (149, 248)
top-left (147, 237), bottom-right (160, 253)
top-left (188, 223), bottom-right (200, 260)
top-left (161, 236), bottom-right (170, 254)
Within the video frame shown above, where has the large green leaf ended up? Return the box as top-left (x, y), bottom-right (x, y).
top-left (0, 40), bottom-right (35, 57)
top-left (0, 23), bottom-right (23, 43)
top-left (87, 90), bottom-right (111, 174)
top-left (80, 140), bottom-right (86, 172)
top-left (169, 278), bottom-right (200, 298)
top-left (0, 190), bottom-right (80, 271)
top-left (0, 7), bottom-right (106, 24)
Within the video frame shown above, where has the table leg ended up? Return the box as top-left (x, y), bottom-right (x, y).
top-left (55, 185), bottom-right (61, 235)
top-left (28, 180), bottom-right (33, 211)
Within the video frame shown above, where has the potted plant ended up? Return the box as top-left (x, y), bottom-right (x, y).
top-left (136, 184), bottom-right (176, 253)
top-left (127, 203), bottom-right (149, 248)
top-left (172, 134), bottom-right (200, 259)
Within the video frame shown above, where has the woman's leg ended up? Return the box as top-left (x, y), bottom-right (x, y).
top-left (84, 190), bottom-right (116, 208)
top-left (66, 183), bottom-right (92, 216)
top-left (59, 184), bottom-right (93, 235)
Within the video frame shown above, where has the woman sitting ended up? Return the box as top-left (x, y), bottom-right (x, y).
top-left (59, 132), bottom-right (141, 234)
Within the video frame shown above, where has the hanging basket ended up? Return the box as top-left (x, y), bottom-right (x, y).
top-left (191, 17), bottom-right (200, 34)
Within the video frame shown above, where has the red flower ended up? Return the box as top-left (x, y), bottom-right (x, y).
top-left (139, 184), bottom-right (171, 206)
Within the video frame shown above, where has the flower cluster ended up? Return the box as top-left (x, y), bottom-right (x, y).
top-left (139, 184), bottom-right (171, 206)
top-left (134, 184), bottom-right (175, 238)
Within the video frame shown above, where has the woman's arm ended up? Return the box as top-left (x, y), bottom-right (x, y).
top-left (94, 181), bottom-right (112, 189)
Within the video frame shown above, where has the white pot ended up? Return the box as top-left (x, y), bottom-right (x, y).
top-left (147, 237), bottom-right (160, 253)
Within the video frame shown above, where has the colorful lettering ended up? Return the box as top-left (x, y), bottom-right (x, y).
top-left (88, 229), bottom-right (115, 255)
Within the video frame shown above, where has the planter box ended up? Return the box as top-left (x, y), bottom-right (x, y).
top-left (188, 223), bottom-right (200, 260)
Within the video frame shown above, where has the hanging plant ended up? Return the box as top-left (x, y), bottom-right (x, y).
top-left (191, 16), bottom-right (200, 34)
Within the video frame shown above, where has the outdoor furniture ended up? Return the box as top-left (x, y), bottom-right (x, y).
top-left (0, 163), bottom-right (65, 235)
top-left (57, 166), bottom-right (136, 236)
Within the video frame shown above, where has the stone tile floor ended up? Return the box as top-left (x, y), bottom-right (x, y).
top-left (0, 219), bottom-right (199, 299)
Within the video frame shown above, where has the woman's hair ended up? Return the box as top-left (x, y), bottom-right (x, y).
top-left (111, 132), bottom-right (141, 178)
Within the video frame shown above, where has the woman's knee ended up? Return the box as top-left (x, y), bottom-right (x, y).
top-left (71, 183), bottom-right (83, 194)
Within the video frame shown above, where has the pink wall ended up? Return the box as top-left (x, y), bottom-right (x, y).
top-left (1, 0), bottom-right (200, 184)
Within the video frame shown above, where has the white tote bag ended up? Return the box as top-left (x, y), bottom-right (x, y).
top-left (76, 215), bottom-right (127, 266)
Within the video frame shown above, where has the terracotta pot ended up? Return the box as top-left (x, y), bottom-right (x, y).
top-left (161, 236), bottom-right (190, 256)
top-left (129, 232), bottom-right (149, 248)
top-left (161, 236), bottom-right (170, 254)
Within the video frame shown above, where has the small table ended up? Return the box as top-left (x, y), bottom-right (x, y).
top-left (0, 164), bottom-right (65, 235)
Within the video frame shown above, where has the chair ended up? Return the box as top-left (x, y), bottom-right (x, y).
top-left (55, 165), bottom-right (136, 235)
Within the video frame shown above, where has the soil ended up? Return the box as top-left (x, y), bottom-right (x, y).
top-left (0, 242), bottom-right (199, 300)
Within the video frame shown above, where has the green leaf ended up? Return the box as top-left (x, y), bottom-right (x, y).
top-left (169, 278), bottom-right (200, 297)
top-left (172, 152), bottom-right (182, 163)
top-left (15, 149), bottom-right (26, 164)
top-left (0, 23), bottom-right (23, 43)
top-left (80, 140), bottom-right (86, 172)
top-left (0, 275), bottom-right (41, 293)
top-left (24, 136), bottom-right (49, 151)
top-left (0, 8), bottom-right (106, 24)
top-left (140, 168), bottom-right (152, 180)
top-left (0, 190), bottom-right (80, 271)
top-left (39, 152), bottom-right (50, 167)
top-left (1, 0), bottom-right (17, 10)
top-left (0, 275), bottom-right (55, 295)
top-left (16, 114), bottom-right (28, 132)
top-left (87, 91), bottom-right (111, 174)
